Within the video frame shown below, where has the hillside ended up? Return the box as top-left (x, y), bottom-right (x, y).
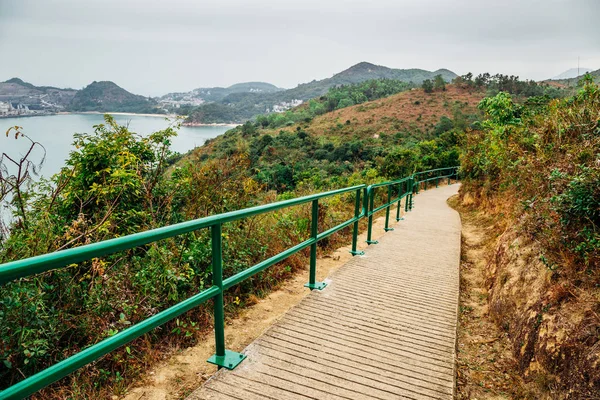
top-left (159, 81), bottom-right (283, 106)
top-left (278, 85), bottom-right (484, 141)
top-left (0, 78), bottom-right (163, 115)
top-left (191, 83), bottom-right (482, 193)
top-left (185, 62), bottom-right (458, 124)
top-left (546, 67), bottom-right (600, 86)
top-left (0, 78), bottom-right (77, 111)
top-left (459, 80), bottom-right (600, 397)
top-left (552, 67), bottom-right (593, 80)
top-left (69, 81), bottom-right (162, 113)
top-left (326, 62), bottom-right (456, 85)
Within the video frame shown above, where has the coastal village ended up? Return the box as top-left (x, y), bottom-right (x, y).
top-left (0, 101), bottom-right (48, 117)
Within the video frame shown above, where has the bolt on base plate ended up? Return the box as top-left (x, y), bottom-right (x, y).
top-left (304, 281), bottom-right (327, 290)
top-left (207, 350), bottom-right (246, 370)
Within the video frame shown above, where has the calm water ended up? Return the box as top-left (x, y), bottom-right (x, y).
top-left (0, 113), bottom-right (233, 178)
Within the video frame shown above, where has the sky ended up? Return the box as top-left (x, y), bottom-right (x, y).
top-left (0, 0), bottom-right (599, 97)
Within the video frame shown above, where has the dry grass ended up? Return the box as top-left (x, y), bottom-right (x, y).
top-left (261, 85), bottom-right (485, 140)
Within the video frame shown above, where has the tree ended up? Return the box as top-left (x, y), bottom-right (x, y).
top-left (434, 75), bottom-right (446, 91)
top-left (422, 79), bottom-right (434, 93)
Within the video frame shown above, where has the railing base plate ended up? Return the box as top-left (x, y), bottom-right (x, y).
top-left (396, 217), bottom-right (404, 221)
top-left (349, 250), bottom-right (365, 256)
top-left (304, 282), bottom-right (327, 290)
top-left (366, 240), bottom-right (379, 245)
top-left (207, 349), bottom-right (246, 370)
top-left (384, 228), bottom-right (394, 232)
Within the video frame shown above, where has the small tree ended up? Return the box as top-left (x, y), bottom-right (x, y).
top-left (1, 127), bottom-right (46, 232)
top-left (434, 75), bottom-right (446, 91)
top-left (422, 79), bottom-right (434, 93)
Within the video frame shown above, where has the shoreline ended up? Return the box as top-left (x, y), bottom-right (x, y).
top-left (61, 111), bottom-right (176, 118)
top-left (182, 121), bottom-right (240, 127)
top-left (2, 112), bottom-right (240, 127)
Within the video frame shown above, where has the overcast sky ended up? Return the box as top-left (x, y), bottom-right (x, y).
top-left (0, 0), bottom-right (598, 96)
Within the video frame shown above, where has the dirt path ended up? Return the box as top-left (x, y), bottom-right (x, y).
top-left (449, 196), bottom-right (533, 399)
top-left (122, 216), bottom-right (394, 400)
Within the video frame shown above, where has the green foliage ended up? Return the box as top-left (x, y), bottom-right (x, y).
top-left (422, 79), bottom-right (433, 93)
top-left (461, 81), bottom-right (600, 274)
top-left (454, 72), bottom-right (565, 99)
top-left (185, 63), bottom-right (458, 124)
top-left (188, 79), bottom-right (411, 128)
top-left (433, 74), bottom-right (446, 91)
top-left (69, 81), bottom-right (163, 114)
top-left (1, 114), bottom-right (382, 395)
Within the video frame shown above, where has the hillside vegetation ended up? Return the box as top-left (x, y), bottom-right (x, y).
top-left (0, 78), bottom-right (163, 114)
top-left (460, 77), bottom-right (600, 397)
top-left (0, 72), bottom-right (568, 397)
top-left (185, 62), bottom-right (458, 124)
top-left (69, 81), bottom-right (161, 113)
top-left (193, 82), bottom-right (483, 193)
top-left (0, 78), bottom-right (77, 110)
top-left (161, 82), bottom-right (282, 104)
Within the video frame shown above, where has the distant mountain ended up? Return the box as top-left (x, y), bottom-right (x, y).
top-left (326, 62), bottom-right (456, 85)
top-left (70, 81), bottom-right (161, 113)
top-left (552, 67), bottom-right (593, 80)
top-left (0, 78), bottom-right (77, 111)
top-left (547, 67), bottom-right (600, 87)
top-left (0, 78), bottom-right (162, 115)
top-left (160, 82), bottom-right (282, 105)
top-left (186, 62), bottom-right (458, 124)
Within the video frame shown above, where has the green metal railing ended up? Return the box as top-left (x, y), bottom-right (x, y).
top-left (363, 176), bottom-right (413, 246)
top-left (412, 166), bottom-right (459, 196)
top-left (0, 166), bottom-right (458, 399)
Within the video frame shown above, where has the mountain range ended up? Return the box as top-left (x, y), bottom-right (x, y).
top-left (183, 62), bottom-right (458, 123)
top-left (547, 67), bottom-right (600, 87)
top-left (0, 62), bottom-right (458, 122)
top-left (0, 79), bottom-right (160, 114)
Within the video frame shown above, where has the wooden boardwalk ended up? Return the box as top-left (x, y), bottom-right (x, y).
top-left (189, 184), bottom-right (461, 400)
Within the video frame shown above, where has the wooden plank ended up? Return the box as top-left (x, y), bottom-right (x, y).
top-left (188, 184), bottom-right (461, 400)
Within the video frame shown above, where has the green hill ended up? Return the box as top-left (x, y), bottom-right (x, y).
top-left (69, 81), bottom-right (162, 113)
top-left (0, 78), bottom-right (77, 110)
top-left (185, 62), bottom-right (458, 124)
top-left (160, 81), bottom-right (283, 105)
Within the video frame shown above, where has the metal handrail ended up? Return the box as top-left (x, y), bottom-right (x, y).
top-left (0, 166), bottom-right (458, 399)
top-left (412, 166), bottom-right (459, 195)
top-left (363, 176), bottom-right (413, 245)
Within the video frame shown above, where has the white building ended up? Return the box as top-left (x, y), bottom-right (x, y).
top-left (0, 101), bottom-right (11, 115)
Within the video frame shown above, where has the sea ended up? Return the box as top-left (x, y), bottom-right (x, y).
top-left (0, 113), bottom-right (233, 179)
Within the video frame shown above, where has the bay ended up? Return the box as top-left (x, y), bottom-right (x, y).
top-left (0, 113), bottom-right (233, 179)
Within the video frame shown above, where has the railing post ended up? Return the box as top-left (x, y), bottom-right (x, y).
top-left (207, 223), bottom-right (246, 370)
top-left (304, 199), bottom-right (327, 290)
top-left (366, 187), bottom-right (378, 244)
top-left (409, 177), bottom-right (415, 210)
top-left (397, 181), bottom-right (405, 221)
top-left (436, 170), bottom-right (439, 188)
top-left (384, 186), bottom-right (394, 232)
top-left (350, 189), bottom-right (365, 256)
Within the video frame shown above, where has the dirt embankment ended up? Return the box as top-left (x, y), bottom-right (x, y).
top-left (450, 195), bottom-right (534, 399)
top-left (452, 190), bottom-right (600, 399)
